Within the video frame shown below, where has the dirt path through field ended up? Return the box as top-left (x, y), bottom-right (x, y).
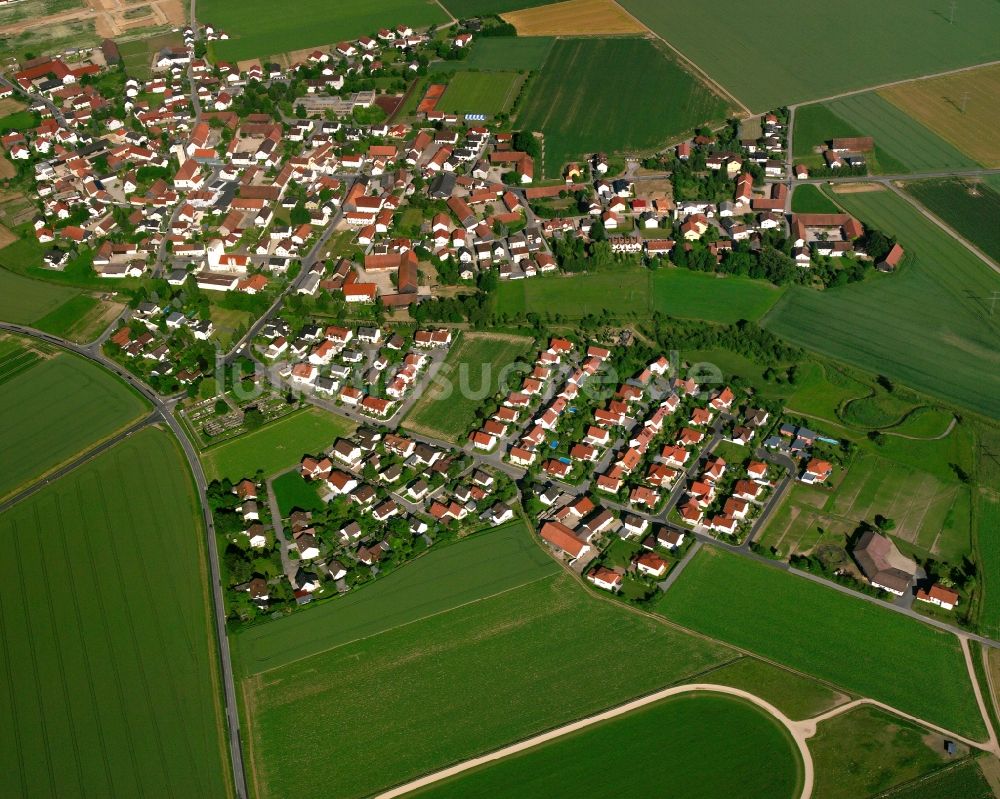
top-left (373, 683), bottom-right (815, 799)
top-left (0, 0), bottom-right (181, 37)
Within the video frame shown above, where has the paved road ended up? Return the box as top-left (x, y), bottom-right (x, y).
top-left (1, 320), bottom-right (250, 798)
top-left (224, 186), bottom-right (356, 365)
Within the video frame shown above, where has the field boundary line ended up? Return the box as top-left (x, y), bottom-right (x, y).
top-left (372, 682), bottom-right (814, 799)
top-left (607, 0), bottom-right (750, 115)
top-left (33, 503), bottom-right (88, 792)
top-left (248, 571), bottom-right (561, 677)
top-left (75, 478), bottom-right (146, 795)
top-left (95, 469), bottom-right (175, 795)
top-left (54, 492), bottom-right (116, 795)
top-left (889, 182), bottom-right (1000, 276)
top-left (790, 59), bottom-right (1000, 113)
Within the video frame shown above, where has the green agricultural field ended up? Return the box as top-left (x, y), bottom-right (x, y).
top-left (0, 428), bottom-right (230, 798)
top-left (202, 0), bottom-right (449, 61)
top-left (411, 693), bottom-right (803, 799)
top-left (201, 407), bottom-right (355, 482)
top-left (494, 268), bottom-right (652, 319)
top-left (619, 0), bottom-right (1000, 110)
top-left (437, 70), bottom-right (523, 115)
top-left (791, 184), bottom-right (842, 214)
top-left (656, 548), bottom-right (986, 740)
top-left (0, 348), bottom-right (148, 499)
top-left (494, 267), bottom-right (783, 324)
top-left (436, 36), bottom-right (554, 71)
top-left (904, 178), bottom-right (1000, 264)
top-left (810, 705), bottom-right (960, 799)
top-left (823, 93), bottom-right (978, 171)
top-left (235, 520), bottom-right (558, 674)
top-left (650, 267), bottom-right (786, 323)
top-left (242, 570), bottom-right (734, 799)
top-left (439, 0), bottom-right (550, 16)
top-left (402, 331), bottom-right (532, 442)
top-left (702, 656), bottom-right (848, 720)
top-left (793, 94), bottom-right (978, 173)
top-left (518, 37), bottom-right (728, 177)
top-left (976, 491), bottom-right (1000, 639)
top-left (0, 267), bottom-right (82, 325)
top-left (763, 188), bottom-right (1000, 419)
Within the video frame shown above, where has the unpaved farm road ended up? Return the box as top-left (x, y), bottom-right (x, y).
top-left (375, 669), bottom-right (1000, 799)
top-left (373, 684), bottom-right (815, 799)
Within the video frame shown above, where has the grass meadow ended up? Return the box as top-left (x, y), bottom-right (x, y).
top-left (904, 178), bottom-right (1000, 263)
top-left (241, 569), bottom-right (734, 799)
top-left (619, 0), bottom-right (1000, 110)
top-left (201, 407), bottom-right (355, 482)
top-left (763, 187), bottom-right (1000, 419)
top-left (976, 490), bottom-right (1000, 639)
top-left (411, 694), bottom-right (803, 799)
top-left (0, 348), bottom-right (148, 498)
top-left (791, 184), bottom-right (842, 214)
top-left (118, 31), bottom-right (184, 80)
top-left (0, 428), bottom-right (229, 797)
top-left (202, 0), bottom-right (449, 61)
top-left (493, 267), bottom-right (784, 324)
top-left (701, 656), bottom-right (848, 720)
top-left (402, 331), bottom-right (533, 442)
top-left (440, 35), bottom-right (554, 71)
top-left (655, 548), bottom-right (986, 740)
top-left (760, 452), bottom-right (971, 564)
top-left (517, 37), bottom-right (728, 177)
top-left (650, 267), bottom-right (785, 322)
top-left (880, 63), bottom-right (1000, 168)
top-left (810, 705), bottom-right (959, 799)
top-left (438, 70), bottom-right (523, 115)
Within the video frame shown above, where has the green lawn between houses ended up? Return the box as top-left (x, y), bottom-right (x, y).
top-left (201, 407), bottom-right (355, 482)
top-left (202, 0), bottom-right (449, 62)
top-left (0, 427), bottom-right (230, 798)
top-left (402, 331), bottom-right (533, 442)
top-left (410, 694), bottom-right (803, 799)
top-left (763, 187), bottom-right (1000, 419)
top-left (791, 184), bottom-right (842, 214)
top-left (618, 0), bottom-right (1000, 110)
top-left (655, 547), bottom-right (987, 741)
top-left (0, 347), bottom-right (149, 499)
top-left (238, 523), bottom-right (736, 799)
top-left (517, 37), bottom-right (729, 178)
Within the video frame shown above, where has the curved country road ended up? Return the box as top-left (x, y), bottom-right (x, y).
top-left (373, 683), bottom-right (816, 799)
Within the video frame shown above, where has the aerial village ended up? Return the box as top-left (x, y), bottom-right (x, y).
top-left (1, 17), bottom-right (936, 619)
